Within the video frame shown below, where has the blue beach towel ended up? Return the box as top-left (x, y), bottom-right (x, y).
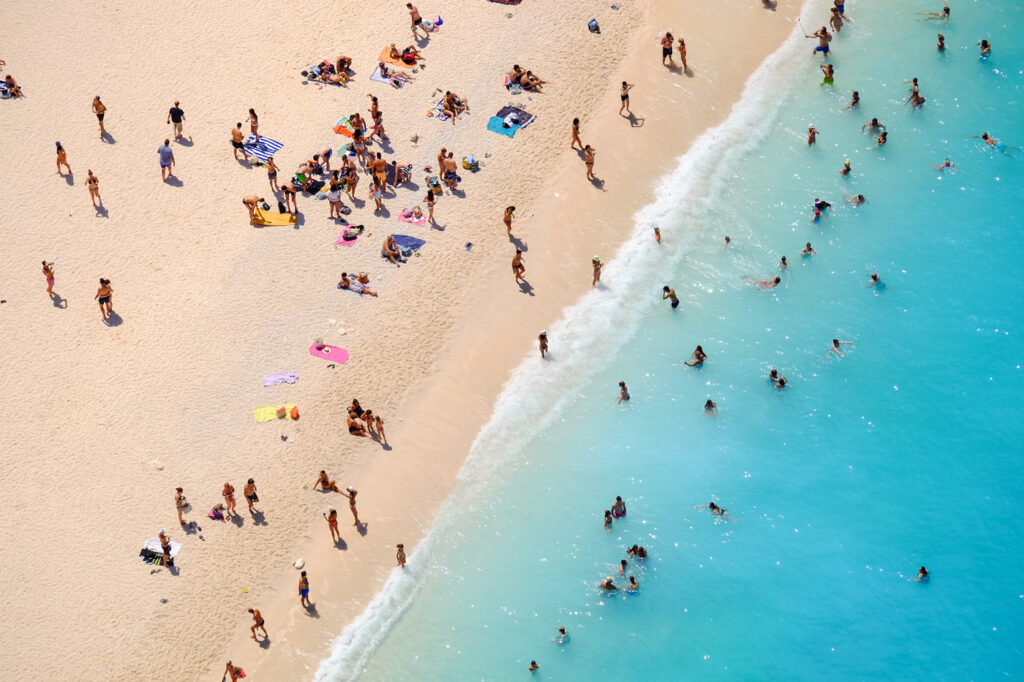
top-left (244, 135), bottom-right (284, 164)
top-left (487, 116), bottom-right (520, 138)
top-left (393, 235), bottom-right (426, 251)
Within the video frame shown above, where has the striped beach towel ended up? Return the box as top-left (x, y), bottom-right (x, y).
top-left (244, 135), bottom-right (284, 164)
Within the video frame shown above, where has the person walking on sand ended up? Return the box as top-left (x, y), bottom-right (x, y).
top-left (298, 571), bottom-right (311, 606)
top-left (324, 507), bottom-right (341, 543)
top-left (247, 108), bottom-right (259, 143)
top-left (584, 144), bottom-right (596, 180)
top-left (175, 487), bottom-right (186, 526)
top-left (244, 478), bottom-right (259, 513)
top-left (592, 256), bottom-right (602, 286)
top-left (661, 32), bottom-right (674, 66)
top-left (424, 190), bottom-right (436, 224)
top-left (248, 608), bottom-right (267, 640)
top-left (619, 82), bottom-right (634, 115)
top-left (618, 381), bottom-right (630, 404)
top-left (95, 278), bottom-right (113, 320)
top-left (266, 156), bottom-right (279, 192)
top-left (663, 285), bottom-right (679, 309)
top-left (396, 543), bottom-right (407, 568)
top-left (222, 481), bottom-right (237, 517)
top-left (571, 118), bottom-right (583, 150)
top-left (343, 486), bottom-right (360, 525)
top-left (42, 261), bottom-right (55, 298)
top-left (375, 415), bottom-right (388, 445)
top-left (167, 101), bottom-right (185, 140)
top-left (512, 249), bottom-right (525, 284)
top-left (504, 206), bottom-right (515, 236)
top-left (223, 661), bottom-right (243, 682)
top-left (86, 170), bottom-right (101, 207)
top-left (55, 142), bottom-right (71, 175)
top-left (538, 331), bottom-right (548, 359)
top-left (407, 3), bottom-right (430, 40)
top-left (678, 38), bottom-right (688, 71)
top-left (92, 96), bottom-right (107, 138)
top-left (158, 139), bottom-right (175, 181)
top-left (231, 123), bottom-right (249, 161)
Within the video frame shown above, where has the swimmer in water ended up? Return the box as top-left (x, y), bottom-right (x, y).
top-left (969, 132), bottom-right (1012, 154)
top-left (617, 381), bottom-right (630, 404)
top-left (611, 496), bottom-right (626, 517)
top-left (877, 131), bottom-right (888, 146)
top-left (977, 40), bottom-right (991, 57)
top-left (696, 501), bottom-right (727, 516)
top-left (862, 117), bottom-right (885, 133)
top-left (840, 160), bottom-right (851, 176)
top-left (845, 91), bottom-right (860, 110)
top-left (600, 577), bottom-right (618, 591)
top-left (604, 509), bottom-right (613, 531)
top-left (867, 272), bottom-right (882, 287)
top-left (830, 338), bottom-right (854, 356)
top-left (685, 345), bottom-right (707, 367)
top-left (919, 0), bottom-right (950, 25)
top-left (529, 661), bottom-right (540, 672)
top-left (933, 158), bottom-right (956, 171)
top-left (848, 194), bottom-right (866, 206)
top-left (705, 399), bottom-right (718, 417)
top-left (769, 368), bottom-right (788, 388)
top-left (654, 227), bottom-right (661, 243)
top-left (663, 285), bottom-right (680, 309)
top-left (913, 566), bottom-right (929, 582)
top-left (557, 627), bottom-right (569, 644)
top-left (628, 545), bottom-right (648, 559)
top-left (626, 576), bottom-right (639, 592)
top-left (807, 125), bottom-right (819, 145)
top-left (820, 63), bottom-right (834, 85)
top-left (780, 256), bottom-right (788, 270)
top-left (619, 559), bottom-right (628, 575)
top-left (724, 235), bottom-right (732, 247)
top-left (755, 276), bottom-right (781, 289)
top-left (802, 242), bottom-right (816, 256)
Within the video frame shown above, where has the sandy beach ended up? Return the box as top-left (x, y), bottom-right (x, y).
top-left (0, 0), bottom-right (799, 679)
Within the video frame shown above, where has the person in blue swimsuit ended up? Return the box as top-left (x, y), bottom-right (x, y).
top-left (662, 285), bottom-right (679, 309)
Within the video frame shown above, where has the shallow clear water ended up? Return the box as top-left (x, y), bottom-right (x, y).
top-left (323, 1), bottom-right (1024, 679)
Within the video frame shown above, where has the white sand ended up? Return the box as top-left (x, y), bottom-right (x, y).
top-left (0, 0), bottom-right (800, 679)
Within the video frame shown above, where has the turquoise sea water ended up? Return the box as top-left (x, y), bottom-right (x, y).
top-left (319, 1), bottom-right (1024, 679)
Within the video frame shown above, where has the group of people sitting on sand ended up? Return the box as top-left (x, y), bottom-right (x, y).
top-left (441, 90), bottom-right (469, 123)
top-left (346, 398), bottom-right (387, 444)
top-left (507, 64), bottom-right (546, 93)
top-left (388, 43), bottom-right (425, 65)
top-left (2, 66), bottom-right (24, 98)
top-left (338, 271), bottom-right (378, 296)
top-left (303, 56), bottom-right (354, 86)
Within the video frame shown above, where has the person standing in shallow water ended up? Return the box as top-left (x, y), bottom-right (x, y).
top-left (592, 256), bottom-right (602, 286)
top-left (913, 566), bottom-right (929, 582)
top-left (661, 32), bottom-right (674, 66)
top-left (619, 82), bottom-right (634, 115)
top-left (538, 331), bottom-right (548, 359)
top-left (663, 285), bottom-right (679, 309)
top-left (396, 543), bottom-right (407, 567)
top-left (617, 381), bottom-right (630, 404)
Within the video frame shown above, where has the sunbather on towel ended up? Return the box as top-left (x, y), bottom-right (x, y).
top-left (321, 69), bottom-right (351, 86)
top-left (378, 62), bottom-right (414, 85)
top-left (381, 235), bottom-right (403, 266)
top-left (390, 43), bottom-right (425, 64)
top-left (391, 160), bottom-right (411, 185)
top-left (442, 91), bottom-right (469, 124)
top-left (336, 55), bottom-right (352, 72)
top-left (339, 272), bottom-right (378, 296)
top-left (4, 74), bottom-right (23, 98)
top-left (522, 70), bottom-right (547, 92)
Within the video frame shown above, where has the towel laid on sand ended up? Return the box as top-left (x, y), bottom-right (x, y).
top-left (333, 116), bottom-right (356, 137)
top-left (496, 105), bottom-right (536, 127)
top-left (398, 210), bottom-right (427, 226)
top-left (309, 344), bottom-right (349, 362)
top-left (371, 66), bottom-right (404, 89)
top-left (487, 117), bottom-right (519, 138)
top-left (254, 404), bottom-right (298, 422)
top-left (262, 373), bottom-right (299, 386)
top-left (335, 230), bottom-right (359, 247)
top-left (393, 234), bottom-right (426, 251)
top-left (244, 135), bottom-right (284, 164)
top-left (378, 47), bottom-right (412, 68)
top-left (143, 537), bottom-right (182, 558)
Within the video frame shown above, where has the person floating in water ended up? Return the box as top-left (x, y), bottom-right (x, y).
top-left (611, 496), bottom-right (627, 517)
top-left (663, 285), bottom-right (679, 309)
top-left (704, 399), bottom-right (718, 417)
top-left (802, 242), bottom-right (816, 256)
top-left (830, 338), bottom-right (854, 356)
top-left (617, 381), bottom-right (630, 404)
top-left (933, 158), bottom-right (956, 171)
top-left (840, 160), bottom-right (852, 176)
top-left (599, 577), bottom-right (618, 591)
top-left (685, 345), bottom-right (707, 367)
top-left (769, 369), bottom-right (787, 388)
top-left (913, 566), bottom-right (930, 582)
top-left (750, 276), bottom-right (781, 289)
top-left (695, 501), bottom-right (727, 516)
top-left (969, 132), bottom-right (1012, 154)
top-left (848, 194), bottom-right (866, 206)
top-left (919, 0), bottom-right (950, 25)
top-left (867, 272), bottom-right (882, 287)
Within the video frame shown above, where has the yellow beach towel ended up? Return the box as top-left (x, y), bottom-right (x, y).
top-left (378, 47), bottom-right (411, 68)
top-left (254, 404), bottom-right (297, 422)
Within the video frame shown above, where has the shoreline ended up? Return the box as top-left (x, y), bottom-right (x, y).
top-left (0, 1), bottom-right (802, 680)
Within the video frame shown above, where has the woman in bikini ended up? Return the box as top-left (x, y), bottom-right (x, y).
top-left (42, 261), bottom-right (55, 297)
top-left (313, 470), bottom-right (340, 492)
top-left (571, 118), bottom-right (583, 150)
top-left (247, 108), bottom-right (259, 143)
top-left (266, 156), bottom-right (279, 192)
top-left (56, 142), bottom-right (71, 175)
top-left (86, 170), bottom-right (101, 207)
top-left (94, 278), bottom-right (113, 320)
top-left (424, 190), bottom-right (436, 224)
top-left (584, 145), bottom-right (596, 180)
top-left (222, 482), bottom-right (237, 516)
top-left (343, 487), bottom-right (360, 525)
top-left (685, 345), bottom-right (707, 367)
top-left (175, 487), bottom-right (186, 525)
top-left (352, 129), bottom-right (367, 166)
top-left (324, 507), bottom-right (340, 542)
top-left (345, 167), bottom-right (359, 201)
top-left (348, 409), bottom-right (368, 436)
top-left (503, 206), bottom-right (515, 235)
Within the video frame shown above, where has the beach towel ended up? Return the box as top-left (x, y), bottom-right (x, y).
top-left (254, 404), bottom-right (298, 422)
top-left (253, 208), bottom-right (297, 226)
top-left (378, 47), bottom-right (412, 68)
top-left (496, 106), bottom-right (536, 128)
top-left (490, 0), bottom-right (522, 4)
top-left (309, 344), bottom-right (349, 363)
top-left (487, 116), bottom-right (520, 138)
top-left (293, 178), bottom-right (325, 194)
top-left (243, 135), bottom-right (284, 164)
top-left (335, 230), bottom-right (358, 247)
top-left (393, 234), bottom-right (426, 251)
top-left (141, 538), bottom-right (181, 567)
top-left (333, 116), bottom-right (356, 137)
top-left (0, 82), bottom-right (11, 99)
top-left (385, 163), bottom-right (412, 186)
top-left (262, 372), bottom-right (299, 386)
top-left (371, 66), bottom-right (404, 89)
top-left (398, 209), bottom-right (427, 227)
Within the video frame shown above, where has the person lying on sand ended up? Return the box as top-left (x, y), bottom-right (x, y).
top-left (390, 43), bottom-right (424, 64)
top-left (378, 62), bottom-right (414, 84)
top-left (321, 69), bottom-right (351, 86)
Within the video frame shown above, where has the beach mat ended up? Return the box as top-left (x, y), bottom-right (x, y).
top-left (371, 66), bottom-right (403, 89)
top-left (139, 548), bottom-right (175, 568)
top-left (244, 136), bottom-right (284, 164)
top-left (262, 372), bottom-right (298, 386)
top-left (393, 234), bottom-right (426, 251)
top-left (253, 209), bottom-right (297, 226)
top-left (333, 116), bottom-right (356, 137)
top-left (398, 210), bottom-right (427, 226)
top-left (496, 106), bottom-right (536, 128)
top-left (487, 116), bottom-right (520, 138)
top-left (254, 404), bottom-right (298, 422)
top-left (378, 47), bottom-right (411, 68)
top-left (335, 230), bottom-right (358, 247)
top-left (309, 344), bottom-right (349, 363)
top-left (490, 0), bottom-right (522, 4)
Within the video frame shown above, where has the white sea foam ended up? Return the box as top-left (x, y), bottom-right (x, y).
top-left (313, 3), bottom-right (824, 679)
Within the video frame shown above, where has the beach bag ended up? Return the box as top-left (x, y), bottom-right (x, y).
top-left (509, 83), bottom-right (522, 95)
top-left (588, 18), bottom-right (600, 33)
top-left (290, 406), bottom-right (299, 420)
top-left (278, 200), bottom-right (287, 213)
top-left (275, 406), bottom-right (287, 419)
top-left (461, 156), bottom-right (475, 170)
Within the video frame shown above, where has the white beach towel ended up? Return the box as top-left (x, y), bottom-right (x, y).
top-left (144, 537), bottom-right (182, 558)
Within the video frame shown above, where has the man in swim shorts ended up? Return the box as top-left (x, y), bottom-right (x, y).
top-left (92, 96), bottom-right (107, 138)
top-left (298, 571), bottom-right (311, 606)
top-left (661, 32), bottom-right (674, 66)
top-left (407, 3), bottom-right (430, 40)
top-left (157, 139), bottom-right (175, 181)
top-left (167, 101), bottom-right (185, 140)
top-left (512, 249), bottom-right (525, 284)
top-left (663, 285), bottom-right (680, 309)
top-left (810, 27), bottom-right (832, 57)
top-left (231, 122), bottom-right (249, 161)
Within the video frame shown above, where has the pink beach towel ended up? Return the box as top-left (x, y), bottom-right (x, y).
top-left (309, 344), bottom-right (349, 363)
top-left (398, 210), bottom-right (427, 227)
top-left (335, 231), bottom-right (358, 247)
